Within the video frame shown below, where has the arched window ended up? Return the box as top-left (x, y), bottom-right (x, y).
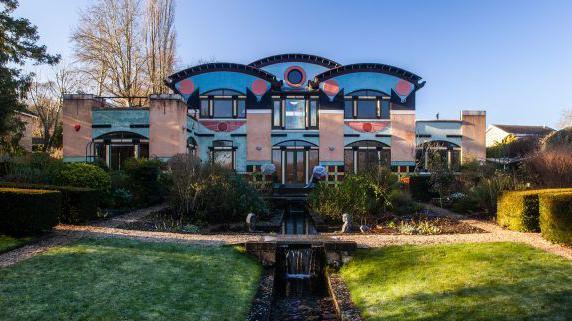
top-left (93, 131), bottom-right (149, 170)
top-left (187, 137), bottom-right (198, 157)
top-left (344, 140), bottom-right (391, 174)
top-left (416, 140), bottom-right (461, 172)
top-left (208, 140), bottom-right (236, 169)
top-left (344, 89), bottom-right (390, 120)
top-left (200, 89), bottom-right (246, 119)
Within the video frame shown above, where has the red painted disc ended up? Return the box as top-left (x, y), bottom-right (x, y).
top-left (251, 79), bottom-right (267, 96)
top-left (322, 79), bottom-right (340, 96)
top-left (178, 79), bottom-right (195, 94)
top-left (217, 122), bottom-right (228, 131)
top-left (395, 79), bottom-right (412, 96)
top-left (362, 123), bottom-right (373, 132)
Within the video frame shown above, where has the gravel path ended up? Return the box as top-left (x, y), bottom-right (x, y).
top-left (2, 203), bottom-right (571, 268)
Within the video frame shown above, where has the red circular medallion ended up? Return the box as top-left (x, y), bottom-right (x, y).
top-left (217, 122), bottom-right (228, 132)
top-left (395, 79), bottom-right (412, 96)
top-left (178, 79), bottom-right (195, 94)
top-left (251, 79), bottom-right (267, 96)
top-left (322, 79), bottom-right (340, 96)
top-left (362, 123), bottom-right (373, 132)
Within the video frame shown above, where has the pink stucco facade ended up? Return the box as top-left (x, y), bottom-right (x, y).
top-left (461, 110), bottom-right (486, 162)
top-left (390, 110), bottom-right (416, 164)
top-left (63, 95), bottom-right (102, 160)
top-left (318, 111), bottom-right (344, 163)
top-left (247, 111), bottom-right (272, 161)
top-left (149, 94), bottom-right (188, 158)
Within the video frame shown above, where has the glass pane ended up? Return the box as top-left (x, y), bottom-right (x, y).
top-left (284, 99), bottom-right (305, 129)
top-left (344, 149), bottom-right (354, 174)
top-left (308, 149), bottom-right (319, 173)
top-left (237, 99), bottom-right (246, 118)
top-left (381, 100), bottom-right (390, 119)
top-left (213, 99), bottom-right (233, 118)
top-left (344, 99), bottom-right (353, 119)
top-left (273, 100), bottom-right (281, 127)
top-left (309, 100), bottom-right (318, 127)
top-left (272, 149), bottom-right (282, 183)
top-left (139, 143), bottom-right (149, 158)
top-left (296, 150), bottom-right (305, 183)
top-left (357, 99), bottom-right (377, 119)
top-left (200, 100), bottom-right (209, 117)
top-left (451, 150), bottom-right (461, 171)
top-left (213, 140), bottom-right (233, 148)
top-left (380, 149), bottom-right (391, 167)
top-left (213, 150), bottom-right (233, 169)
top-left (285, 151), bottom-right (296, 184)
top-left (110, 145), bottom-right (135, 170)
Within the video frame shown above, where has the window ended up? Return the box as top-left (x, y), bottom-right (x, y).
top-left (213, 99), bottom-right (233, 118)
top-left (273, 97), bottom-right (318, 129)
top-left (273, 99), bottom-right (282, 128)
top-left (199, 89), bottom-right (246, 119)
top-left (210, 140), bottom-right (235, 170)
top-left (92, 131), bottom-right (149, 170)
top-left (344, 140), bottom-right (391, 174)
top-left (345, 90), bottom-right (390, 119)
top-left (416, 141), bottom-right (461, 172)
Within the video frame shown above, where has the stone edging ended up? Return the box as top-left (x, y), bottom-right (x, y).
top-left (327, 272), bottom-right (364, 321)
top-left (245, 269), bottom-right (275, 321)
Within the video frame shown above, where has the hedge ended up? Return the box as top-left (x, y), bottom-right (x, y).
top-left (539, 192), bottom-right (572, 245)
top-left (0, 188), bottom-right (61, 236)
top-left (409, 175), bottom-right (437, 202)
top-left (0, 182), bottom-right (98, 224)
top-left (497, 188), bottom-right (572, 232)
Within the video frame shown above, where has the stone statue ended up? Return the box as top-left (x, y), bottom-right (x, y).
top-left (341, 213), bottom-right (352, 233)
top-left (246, 213), bottom-right (256, 232)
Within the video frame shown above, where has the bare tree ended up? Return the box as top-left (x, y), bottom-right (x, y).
top-left (27, 65), bottom-right (81, 151)
top-left (145, 0), bottom-right (176, 94)
top-left (72, 0), bottom-right (148, 106)
top-left (558, 109), bottom-right (572, 129)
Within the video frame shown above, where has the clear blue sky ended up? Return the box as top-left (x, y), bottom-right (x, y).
top-left (15, 0), bottom-right (572, 128)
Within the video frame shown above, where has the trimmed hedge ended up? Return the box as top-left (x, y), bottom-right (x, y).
top-left (0, 188), bottom-right (61, 236)
top-left (539, 192), bottom-right (572, 245)
top-left (409, 175), bottom-right (437, 202)
top-left (0, 182), bottom-right (98, 224)
top-left (497, 188), bottom-right (572, 232)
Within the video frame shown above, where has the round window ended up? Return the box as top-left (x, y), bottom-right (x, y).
top-left (284, 66), bottom-right (306, 87)
top-left (287, 69), bottom-right (303, 84)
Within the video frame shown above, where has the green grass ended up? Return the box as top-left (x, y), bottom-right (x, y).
top-left (339, 242), bottom-right (572, 321)
top-left (0, 238), bottom-right (262, 321)
top-left (0, 235), bottom-right (32, 253)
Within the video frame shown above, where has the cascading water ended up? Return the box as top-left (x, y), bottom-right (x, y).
top-left (271, 246), bottom-right (339, 321)
top-left (285, 248), bottom-right (317, 279)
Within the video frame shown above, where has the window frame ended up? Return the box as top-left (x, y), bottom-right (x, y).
top-left (199, 90), bottom-right (246, 119)
top-left (344, 90), bottom-right (390, 120)
top-left (209, 140), bottom-right (237, 170)
top-left (272, 95), bottom-right (319, 130)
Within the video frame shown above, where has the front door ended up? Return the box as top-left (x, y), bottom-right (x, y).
top-left (285, 150), bottom-right (305, 184)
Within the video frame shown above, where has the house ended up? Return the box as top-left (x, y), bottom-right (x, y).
top-left (15, 111), bottom-right (40, 152)
top-left (486, 124), bottom-right (554, 147)
top-left (63, 53), bottom-right (486, 183)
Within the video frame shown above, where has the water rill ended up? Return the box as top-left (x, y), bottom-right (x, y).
top-left (271, 245), bottom-right (339, 321)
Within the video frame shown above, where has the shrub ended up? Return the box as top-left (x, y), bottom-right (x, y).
top-left (0, 182), bottom-right (98, 224)
top-left (539, 192), bottom-right (572, 245)
top-left (409, 175), bottom-right (436, 202)
top-left (54, 163), bottom-right (111, 192)
top-left (123, 158), bottom-right (163, 206)
top-left (0, 188), bottom-right (61, 236)
top-left (308, 170), bottom-right (394, 224)
top-left (525, 145), bottom-right (572, 188)
top-left (497, 188), bottom-right (572, 232)
top-left (389, 190), bottom-right (421, 215)
top-left (3, 153), bottom-right (65, 184)
top-left (469, 170), bottom-right (523, 214)
top-left (167, 154), bottom-right (268, 224)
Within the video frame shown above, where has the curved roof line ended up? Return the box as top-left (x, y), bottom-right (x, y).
top-left (165, 62), bottom-right (279, 86)
top-left (311, 63), bottom-right (425, 89)
top-left (248, 53), bottom-right (342, 69)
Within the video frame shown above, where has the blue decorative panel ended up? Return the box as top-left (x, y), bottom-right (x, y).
top-left (174, 72), bottom-right (271, 101)
top-left (261, 62), bottom-right (329, 91)
top-left (415, 121), bottom-right (462, 146)
top-left (92, 109), bottom-right (149, 138)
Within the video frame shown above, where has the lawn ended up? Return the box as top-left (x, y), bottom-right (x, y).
top-left (340, 242), bottom-right (572, 321)
top-left (0, 235), bottom-right (32, 254)
top-left (0, 238), bottom-right (262, 321)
